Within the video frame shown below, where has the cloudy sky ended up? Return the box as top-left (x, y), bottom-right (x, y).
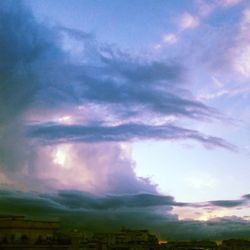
top-left (1, 0), bottom-right (250, 240)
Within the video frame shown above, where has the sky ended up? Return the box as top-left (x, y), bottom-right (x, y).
top-left (0, 0), bottom-right (250, 240)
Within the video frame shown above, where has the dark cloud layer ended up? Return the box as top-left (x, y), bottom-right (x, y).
top-left (210, 200), bottom-right (246, 208)
top-left (0, 189), bottom-right (250, 240)
top-left (28, 122), bottom-right (235, 150)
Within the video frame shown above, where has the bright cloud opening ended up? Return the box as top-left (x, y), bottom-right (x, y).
top-left (179, 12), bottom-right (200, 30)
top-left (53, 146), bottom-right (72, 169)
top-left (163, 33), bottom-right (178, 44)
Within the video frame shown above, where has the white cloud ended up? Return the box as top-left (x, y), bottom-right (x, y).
top-left (212, 76), bottom-right (224, 88)
top-left (196, 0), bottom-right (242, 17)
top-left (219, 0), bottom-right (242, 7)
top-left (179, 12), bottom-right (200, 30)
top-left (153, 43), bottom-right (162, 50)
top-left (196, 0), bottom-right (215, 16)
top-left (163, 33), bottom-right (178, 44)
top-left (241, 8), bottom-right (250, 30)
top-left (199, 6), bottom-right (250, 79)
top-left (230, 8), bottom-right (250, 78)
top-left (233, 45), bottom-right (250, 78)
top-left (198, 85), bottom-right (250, 101)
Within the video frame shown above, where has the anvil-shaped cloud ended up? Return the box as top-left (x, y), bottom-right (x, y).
top-left (0, 1), bottom-right (233, 190)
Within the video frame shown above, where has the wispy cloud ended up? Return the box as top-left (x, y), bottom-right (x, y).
top-left (196, 0), bottom-right (243, 16)
top-left (219, 0), bottom-right (242, 7)
top-left (27, 123), bottom-right (236, 151)
top-left (179, 12), bottom-right (200, 30)
top-left (163, 33), bottom-right (178, 44)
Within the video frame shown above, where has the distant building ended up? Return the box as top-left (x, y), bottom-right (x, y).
top-left (163, 240), bottom-right (218, 250)
top-left (80, 228), bottom-right (159, 250)
top-left (220, 239), bottom-right (250, 250)
top-left (0, 215), bottom-right (69, 249)
top-left (0, 215), bottom-right (59, 243)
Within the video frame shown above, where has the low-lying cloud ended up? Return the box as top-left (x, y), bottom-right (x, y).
top-left (0, 189), bottom-right (250, 240)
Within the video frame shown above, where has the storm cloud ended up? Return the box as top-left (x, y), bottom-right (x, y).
top-left (0, 0), bottom-right (235, 192)
top-left (0, 189), bottom-right (250, 240)
top-left (28, 122), bottom-right (235, 150)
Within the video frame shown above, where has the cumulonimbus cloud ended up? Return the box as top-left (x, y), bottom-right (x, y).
top-left (0, 1), bottom-right (242, 236)
top-left (0, 0), bottom-right (235, 192)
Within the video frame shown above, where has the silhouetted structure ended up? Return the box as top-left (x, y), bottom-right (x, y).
top-left (220, 239), bottom-right (250, 250)
top-left (0, 215), bottom-right (59, 243)
top-left (3, 215), bottom-right (250, 250)
top-left (0, 215), bottom-right (70, 249)
top-left (79, 228), bottom-right (159, 250)
top-left (162, 240), bottom-right (218, 250)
